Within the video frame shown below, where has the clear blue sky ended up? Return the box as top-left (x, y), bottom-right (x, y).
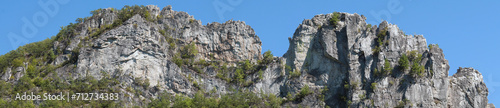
top-left (1, 0), bottom-right (499, 104)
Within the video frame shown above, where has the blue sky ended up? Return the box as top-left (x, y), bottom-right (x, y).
top-left (1, 0), bottom-right (499, 104)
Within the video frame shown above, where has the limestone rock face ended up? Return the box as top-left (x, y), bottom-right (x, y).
top-left (282, 12), bottom-right (493, 107)
top-left (448, 67), bottom-right (490, 108)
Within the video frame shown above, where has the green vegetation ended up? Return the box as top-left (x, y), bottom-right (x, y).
top-left (396, 101), bottom-right (405, 108)
top-left (0, 99), bottom-right (36, 108)
top-left (159, 29), bottom-right (166, 36)
top-left (216, 63), bottom-right (231, 82)
top-left (330, 12), bottom-right (341, 27)
top-left (411, 61), bottom-right (425, 77)
top-left (150, 90), bottom-right (282, 108)
top-left (259, 50), bottom-right (274, 65)
top-left (298, 85), bottom-right (312, 98)
top-left (235, 68), bottom-right (245, 84)
top-left (241, 60), bottom-right (254, 72)
top-left (234, 60), bottom-right (253, 84)
top-left (407, 50), bottom-right (422, 62)
top-left (209, 53), bottom-right (272, 84)
top-left (371, 83), bottom-right (377, 91)
top-left (289, 69), bottom-right (301, 78)
top-left (383, 58), bottom-right (392, 75)
top-left (285, 65), bottom-right (292, 72)
top-left (344, 81), bottom-right (360, 90)
top-left (366, 24), bottom-right (372, 31)
top-left (407, 51), bottom-right (425, 77)
top-left (172, 42), bottom-right (199, 70)
top-left (294, 85), bottom-right (312, 101)
top-left (134, 77), bottom-right (150, 89)
top-left (189, 19), bottom-right (195, 23)
top-left (115, 5), bottom-right (155, 23)
top-left (286, 92), bottom-right (294, 101)
top-left (283, 60), bottom-right (300, 79)
top-left (344, 81), bottom-right (350, 89)
top-left (14, 75), bottom-right (35, 92)
top-left (181, 43), bottom-right (198, 59)
top-left (428, 44), bottom-right (439, 50)
top-left (0, 36), bottom-right (57, 73)
top-left (359, 94), bottom-right (366, 100)
top-left (159, 26), bottom-right (176, 50)
top-left (396, 98), bottom-right (411, 108)
top-left (351, 81), bottom-right (359, 90)
top-left (318, 86), bottom-right (328, 101)
top-left (258, 70), bottom-right (264, 80)
top-left (12, 57), bottom-right (24, 68)
top-left (398, 53), bottom-right (410, 71)
top-left (0, 68), bottom-right (121, 107)
top-left (373, 27), bottom-right (389, 55)
top-left (173, 53), bottom-right (184, 67)
top-left (88, 5), bottom-right (157, 39)
top-left (373, 58), bottom-right (392, 77)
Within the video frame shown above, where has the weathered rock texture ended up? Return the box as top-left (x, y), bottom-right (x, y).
top-left (281, 12), bottom-right (494, 108)
top-left (0, 5), bottom-right (494, 108)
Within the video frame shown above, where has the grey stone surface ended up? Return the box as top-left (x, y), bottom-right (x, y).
top-left (448, 67), bottom-right (489, 108)
top-left (281, 12), bottom-right (493, 107)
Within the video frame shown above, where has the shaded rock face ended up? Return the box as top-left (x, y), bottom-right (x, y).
top-left (448, 67), bottom-right (489, 108)
top-left (0, 5), bottom-right (493, 108)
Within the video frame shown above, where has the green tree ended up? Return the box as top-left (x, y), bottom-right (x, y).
top-left (264, 93), bottom-right (282, 108)
top-left (296, 85), bottom-right (312, 101)
top-left (26, 63), bottom-right (37, 78)
top-left (173, 94), bottom-right (193, 108)
top-left (330, 12), bottom-right (341, 27)
top-left (260, 50), bottom-right (274, 65)
top-left (398, 54), bottom-right (409, 71)
top-left (286, 92), bottom-right (294, 101)
top-left (12, 57), bottom-right (24, 68)
top-left (258, 70), bottom-right (264, 80)
top-left (371, 83), bottom-right (377, 91)
top-left (242, 60), bottom-right (253, 72)
top-left (411, 62), bottom-right (425, 77)
top-left (192, 91), bottom-right (218, 107)
top-left (383, 58), bottom-right (392, 75)
top-left (181, 43), bottom-right (198, 59)
top-left (235, 68), bottom-right (245, 83)
top-left (149, 93), bottom-right (171, 108)
top-left (14, 75), bottom-right (34, 92)
top-left (0, 81), bottom-right (12, 96)
top-left (173, 53), bottom-right (184, 66)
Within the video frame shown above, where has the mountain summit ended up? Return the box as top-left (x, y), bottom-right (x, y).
top-left (0, 5), bottom-right (494, 108)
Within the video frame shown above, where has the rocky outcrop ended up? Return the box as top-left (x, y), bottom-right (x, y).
top-left (0, 5), bottom-right (493, 108)
top-left (70, 5), bottom-right (263, 99)
top-left (159, 5), bottom-right (262, 62)
top-left (448, 67), bottom-right (490, 108)
top-left (281, 12), bottom-right (494, 107)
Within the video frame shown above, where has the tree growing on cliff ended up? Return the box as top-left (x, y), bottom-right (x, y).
top-left (330, 12), bottom-right (340, 27)
top-left (398, 54), bottom-right (410, 71)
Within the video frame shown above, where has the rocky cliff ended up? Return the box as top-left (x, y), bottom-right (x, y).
top-left (0, 5), bottom-right (494, 108)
